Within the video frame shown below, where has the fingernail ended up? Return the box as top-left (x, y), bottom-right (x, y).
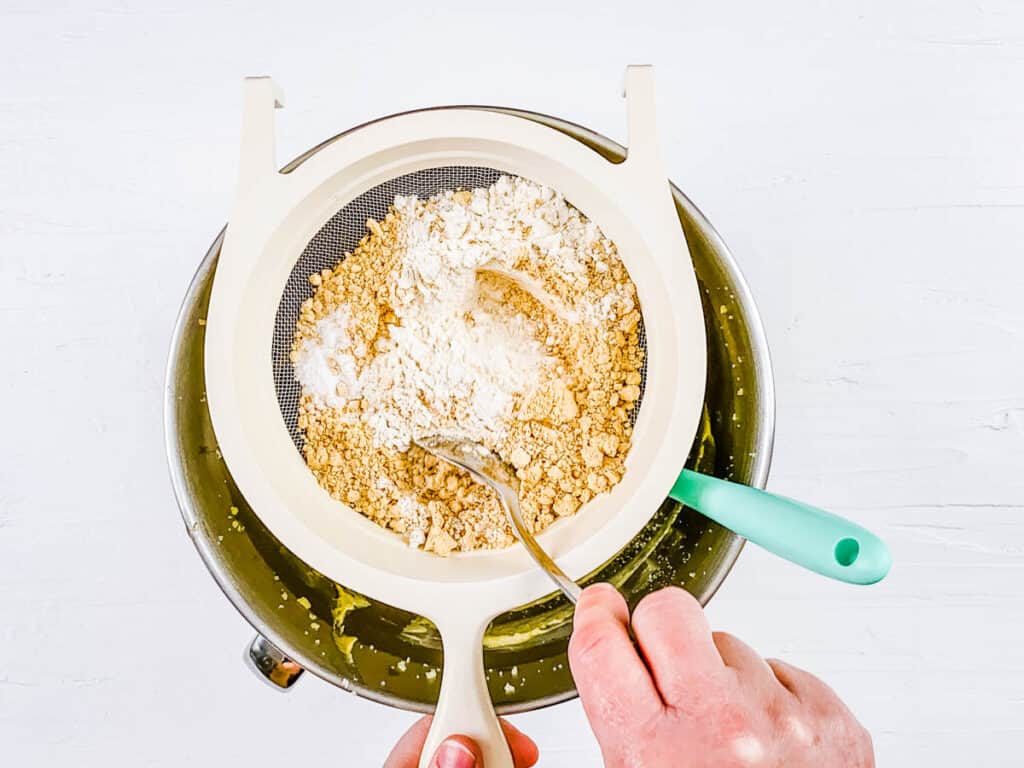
top-left (434, 739), bottom-right (476, 768)
top-left (586, 582), bottom-right (619, 596)
top-left (579, 582), bottom-right (621, 606)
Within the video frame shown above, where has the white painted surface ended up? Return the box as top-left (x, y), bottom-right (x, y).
top-left (1, 1), bottom-right (1021, 766)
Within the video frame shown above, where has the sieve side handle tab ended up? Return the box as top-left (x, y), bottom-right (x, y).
top-left (419, 614), bottom-right (513, 768)
top-left (622, 64), bottom-right (664, 174)
top-left (237, 76), bottom-right (285, 192)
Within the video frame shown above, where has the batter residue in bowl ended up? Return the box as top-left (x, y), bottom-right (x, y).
top-left (292, 176), bottom-right (643, 555)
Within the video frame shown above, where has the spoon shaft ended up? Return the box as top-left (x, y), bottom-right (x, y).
top-left (415, 437), bottom-right (582, 602)
top-left (500, 489), bottom-right (582, 604)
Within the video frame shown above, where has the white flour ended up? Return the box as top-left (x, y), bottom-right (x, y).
top-left (292, 306), bottom-right (362, 400)
top-left (295, 175), bottom-right (617, 450)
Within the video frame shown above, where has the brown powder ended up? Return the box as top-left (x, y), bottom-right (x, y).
top-left (293, 183), bottom-right (643, 555)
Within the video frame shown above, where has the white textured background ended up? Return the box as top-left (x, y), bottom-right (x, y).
top-left (2, 1), bottom-right (1022, 765)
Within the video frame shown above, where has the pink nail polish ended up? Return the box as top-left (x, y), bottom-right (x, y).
top-left (434, 740), bottom-right (477, 768)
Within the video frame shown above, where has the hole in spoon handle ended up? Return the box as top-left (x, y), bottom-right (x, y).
top-left (834, 537), bottom-right (860, 566)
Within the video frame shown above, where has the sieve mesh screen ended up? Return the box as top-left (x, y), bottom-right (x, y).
top-left (271, 166), bottom-right (647, 453)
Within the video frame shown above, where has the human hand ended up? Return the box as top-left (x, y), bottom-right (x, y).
top-left (383, 715), bottom-right (539, 768)
top-left (568, 584), bottom-right (874, 767)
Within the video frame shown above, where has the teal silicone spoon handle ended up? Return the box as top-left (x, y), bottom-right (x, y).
top-left (669, 470), bottom-right (891, 585)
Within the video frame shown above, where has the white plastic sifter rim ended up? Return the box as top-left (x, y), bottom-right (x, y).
top-left (204, 66), bottom-right (706, 768)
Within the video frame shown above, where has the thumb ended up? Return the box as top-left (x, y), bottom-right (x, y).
top-left (384, 716), bottom-right (538, 768)
top-left (431, 736), bottom-right (482, 767)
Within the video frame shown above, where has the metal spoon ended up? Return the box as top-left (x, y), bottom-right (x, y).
top-left (416, 436), bottom-right (582, 603)
top-left (476, 263), bottom-right (579, 322)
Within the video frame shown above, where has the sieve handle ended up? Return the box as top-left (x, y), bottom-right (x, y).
top-left (670, 470), bottom-right (892, 585)
top-left (622, 65), bottom-right (662, 173)
top-left (419, 615), bottom-right (513, 768)
top-left (237, 76), bottom-right (285, 192)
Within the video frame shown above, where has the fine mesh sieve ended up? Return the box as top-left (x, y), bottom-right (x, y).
top-left (205, 70), bottom-right (709, 768)
top-left (271, 166), bottom-right (649, 453)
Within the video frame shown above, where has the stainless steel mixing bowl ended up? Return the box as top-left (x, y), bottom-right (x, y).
top-left (164, 108), bottom-right (775, 713)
